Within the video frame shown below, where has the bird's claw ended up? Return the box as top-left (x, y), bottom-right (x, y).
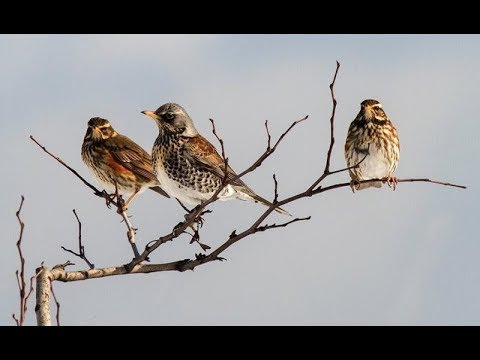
top-left (349, 180), bottom-right (358, 193)
top-left (102, 190), bottom-right (116, 209)
top-left (386, 176), bottom-right (398, 190)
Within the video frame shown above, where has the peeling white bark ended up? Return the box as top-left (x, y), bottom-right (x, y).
top-left (35, 266), bottom-right (51, 326)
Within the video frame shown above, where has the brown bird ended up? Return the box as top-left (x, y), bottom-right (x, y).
top-left (81, 117), bottom-right (169, 210)
top-left (142, 103), bottom-right (290, 215)
top-left (344, 99), bottom-right (400, 191)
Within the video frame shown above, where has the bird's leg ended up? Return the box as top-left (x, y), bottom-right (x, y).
top-left (349, 180), bottom-right (359, 193)
top-left (386, 176), bottom-right (398, 190)
top-left (176, 199), bottom-right (210, 231)
top-left (121, 188), bottom-right (140, 213)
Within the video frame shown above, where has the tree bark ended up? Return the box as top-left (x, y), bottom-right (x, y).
top-left (35, 266), bottom-right (51, 326)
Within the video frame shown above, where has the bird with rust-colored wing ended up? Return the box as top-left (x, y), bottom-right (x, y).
top-left (344, 99), bottom-right (400, 191)
top-left (81, 117), bottom-right (169, 210)
top-left (142, 103), bottom-right (290, 215)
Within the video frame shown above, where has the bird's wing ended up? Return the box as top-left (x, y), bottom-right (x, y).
top-left (108, 134), bottom-right (159, 183)
top-left (182, 135), bottom-right (290, 216)
top-left (182, 135), bottom-right (248, 188)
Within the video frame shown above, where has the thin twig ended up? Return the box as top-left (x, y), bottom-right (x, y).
top-left (273, 174), bottom-right (279, 203)
top-left (235, 115), bottom-right (308, 182)
top-left (119, 208), bottom-right (141, 259)
top-left (309, 61), bottom-right (340, 191)
top-left (49, 282), bottom-right (61, 326)
top-left (29, 135), bottom-right (119, 207)
top-left (13, 195), bottom-right (27, 326)
top-left (383, 178), bottom-right (466, 189)
top-left (324, 60), bottom-right (340, 174)
top-left (210, 118), bottom-right (230, 188)
top-left (209, 118), bottom-right (227, 161)
top-left (61, 210), bottom-right (95, 269)
top-left (52, 260), bottom-right (76, 270)
top-left (257, 216), bottom-right (311, 232)
top-left (265, 120), bottom-right (272, 149)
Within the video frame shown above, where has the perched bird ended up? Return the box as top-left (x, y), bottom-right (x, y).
top-left (81, 117), bottom-right (169, 210)
top-left (142, 103), bottom-right (290, 215)
top-left (344, 99), bottom-right (400, 191)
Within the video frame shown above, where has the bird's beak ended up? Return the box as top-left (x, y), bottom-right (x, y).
top-left (142, 110), bottom-right (160, 120)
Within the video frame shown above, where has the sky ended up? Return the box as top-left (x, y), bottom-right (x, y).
top-left (1, 34), bottom-right (478, 325)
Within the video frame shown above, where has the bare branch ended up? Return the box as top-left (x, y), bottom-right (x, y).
top-left (119, 209), bottom-right (142, 259)
top-left (50, 179), bottom-right (465, 282)
top-left (265, 120), bottom-right (272, 150)
top-left (382, 178), bottom-right (466, 189)
top-left (209, 118), bottom-right (227, 161)
top-left (273, 174), bottom-right (279, 203)
top-left (257, 216), bottom-right (311, 232)
top-left (324, 60), bottom-right (340, 175)
top-left (308, 61), bottom-right (340, 192)
top-left (209, 118), bottom-right (230, 190)
top-left (13, 195), bottom-right (28, 326)
top-left (53, 260), bottom-right (76, 270)
top-left (61, 210), bottom-right (95, 269)
top-left (35, 266), bottom-right (51, 326)
top-left (235, 115), bottom-right (308, 182)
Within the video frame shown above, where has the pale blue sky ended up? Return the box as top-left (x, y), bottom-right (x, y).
top-left (1, 34), bottom-right (478, 325)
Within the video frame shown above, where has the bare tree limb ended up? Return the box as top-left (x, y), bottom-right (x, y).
top-left (209, 118), bottom-right (227, 162)
top-left (13, 195), bottom-right (29, 326)
top-left (272, 174), bottom-right (279, 203)
top-left (309, 60), bottom-right (340, 191)
top-left (257, 216), bottom-right (311, 232)
top-left (265, 120), bottom-right (272, 149)
top-left (61, 210), bottom-right (95, 269)
top-left (35, 265), bottom-right (51, 326)
top-left (323, 60), bottom-right (340, 175)
top-left (119, 209), bottom-right (141, 259)
top-left (384, 178), bottom-right (466, 189)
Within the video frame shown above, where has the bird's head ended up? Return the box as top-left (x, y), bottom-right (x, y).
top-left (85, 117), bottom-right (117, 141)
top-left (142, 103), bottom-right (198, 137)
top-left (358, 99), bottom-right (388, 122)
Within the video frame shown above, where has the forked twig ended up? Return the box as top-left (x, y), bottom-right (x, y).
top-left (61, 210), bottom-right (95, 269)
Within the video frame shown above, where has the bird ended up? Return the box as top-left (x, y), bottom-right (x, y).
top-left (142, 103), bottom-right (290, 215)
top-left (344, 99), bottom-right (400, 191)
top-left (81, 117), bottom-right (169, 210)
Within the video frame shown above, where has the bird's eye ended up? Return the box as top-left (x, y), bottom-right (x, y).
top-left (164, 112), bottom-right (175, 121)
top-left (101, 127), bottom-right (110, 133)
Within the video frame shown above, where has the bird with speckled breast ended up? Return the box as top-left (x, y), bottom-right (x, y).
top-left (142, 103), bottom-right (290, 215)
top-left (344, 99), bottom-right (400, 191)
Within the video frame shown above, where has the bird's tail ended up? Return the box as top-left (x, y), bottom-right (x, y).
top-left (235, 187), bottom-right (291, 216)
top-left (149, 185), bottom-right (170, 198)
